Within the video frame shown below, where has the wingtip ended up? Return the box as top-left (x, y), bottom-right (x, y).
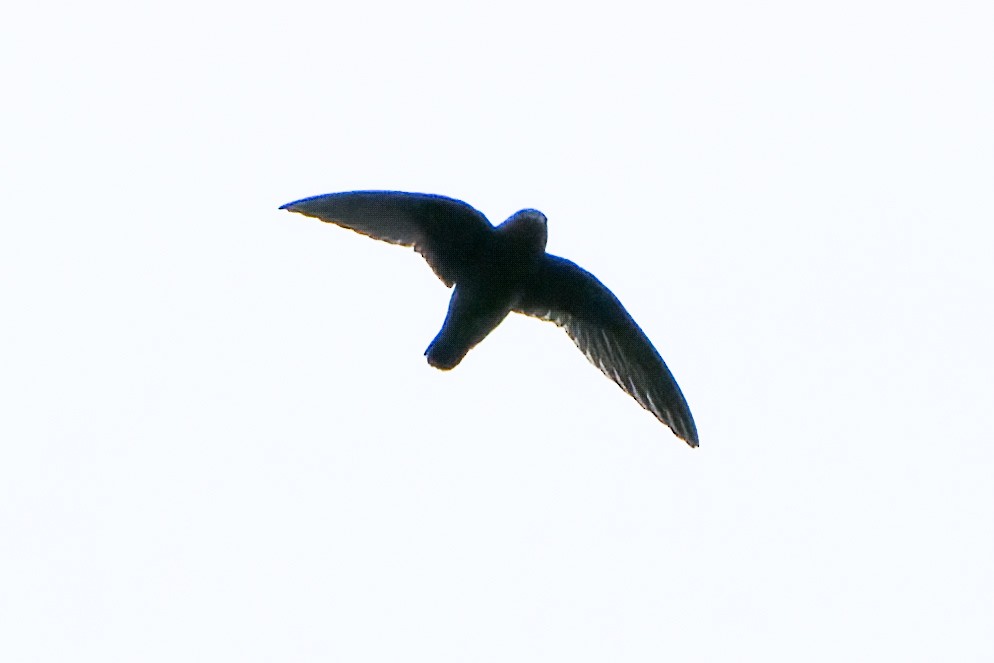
top-left (677, 416), bottom-right (699, 448)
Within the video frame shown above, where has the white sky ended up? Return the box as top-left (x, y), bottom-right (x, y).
top-left (2, 1), bottom-right (992, 661)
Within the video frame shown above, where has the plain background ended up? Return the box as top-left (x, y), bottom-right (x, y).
top-left (2, 1), bottom-right (992, 661)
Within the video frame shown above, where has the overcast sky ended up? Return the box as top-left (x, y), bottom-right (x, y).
top-left (2, 1), bottom-right (992, 661)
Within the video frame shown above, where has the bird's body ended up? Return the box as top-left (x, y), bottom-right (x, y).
top-left (425, 208), bottom-right (548, 370)
top-left (281, 191), bottom-right (699, 447)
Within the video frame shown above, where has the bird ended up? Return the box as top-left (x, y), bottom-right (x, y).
top-left (280, 190), bottom-right (699, 447)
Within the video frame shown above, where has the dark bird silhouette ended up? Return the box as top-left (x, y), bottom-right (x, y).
top-left (280, 191), bottom-right (699, 446)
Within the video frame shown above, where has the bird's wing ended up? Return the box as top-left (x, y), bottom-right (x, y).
top-left (514, 255), bottom-right (699, 446)
top-left (280, 191), bottom-right (493, 286)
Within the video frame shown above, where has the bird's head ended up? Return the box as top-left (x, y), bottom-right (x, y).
top-left (499, 209), bottom-right (548, 256)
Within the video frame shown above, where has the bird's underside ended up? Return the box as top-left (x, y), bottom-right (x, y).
top-left (281, 190), bottom-right (699, 447)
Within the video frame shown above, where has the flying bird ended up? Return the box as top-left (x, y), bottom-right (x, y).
top-left (280, 191), bottom-right (699, 446)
